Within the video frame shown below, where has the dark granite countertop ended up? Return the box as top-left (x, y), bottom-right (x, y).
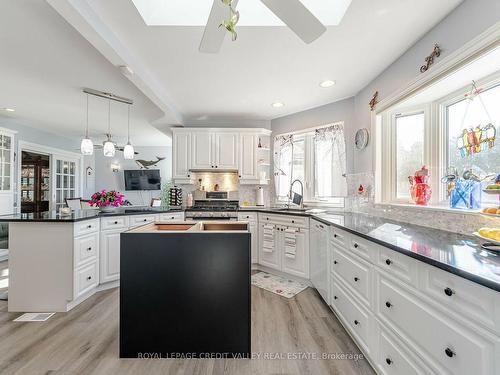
top-left (1, 205), bottom-right (498, 291)
top-left (0, 207), bottom-right (184, 223)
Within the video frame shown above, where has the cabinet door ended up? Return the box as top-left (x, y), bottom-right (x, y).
top-left (249, 221), bottom-right (258, 264)
top-left (191, 132), bottom-right (214, 169)
top-left (173, 132), bottom-right (191, 179)
top-left (100, 230), bottom-right (122, 283)
top-left (215, 132), bottom-right (238, 169)
top-left (310, 222), bottom-right (328, 302)
top-left (282, 228), bottom-right (309, 279)
top-left (258, 222), bottom-right (280, 270)
top-left (239, 134), bottom-right (257, 180)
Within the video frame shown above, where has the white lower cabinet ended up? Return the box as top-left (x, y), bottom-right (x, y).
top-left (100, 229), bottom-right (123, 283)
top-left (328, 228), bottom-right (500, 375)
top-left (257, 214), bottom-right (309, 278)
top-left (238, 212), bottom-right (258, 263)
top-left (74, 261), bottom-right (99, 300)
top-left (310, 220), bottom-right (328, 302)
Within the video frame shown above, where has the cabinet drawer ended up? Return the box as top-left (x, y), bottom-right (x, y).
top-left (101, 216), bottom-right (129, 231)
top-left (332, 247), bottom-right (372, 307)
top-left (238, 212), bottom-right (257, 222)
top-left (418, 263), bottom-right (500, 335)
top-left (158, 212), bottom-right (184, 221)
top-left (258, 213), bottom-right (308, 228)
top-left (350, 236), bottom-right (378, 263)
top-left (376, 325), bottom-right (431, 375)
top-left (74, 233), bottom-right (98, 267)
top-left (74, 261), bottom-right (98, 299)
top-left (74, 219), bottom-right (99, 237)
top-left (129, 214), bottom-right (157, 228)
top-left (377, 247), bottom-right (418, 287)
top-left (377, 275), bottom-right (497, 375)
top-left (331, 276), bottom-right (372, 354)
top-left (331, 227), bottom-right (349, 249)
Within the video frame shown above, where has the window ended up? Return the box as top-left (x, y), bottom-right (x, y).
top-left (274, 123), bottom-right (346, 206)
top-left (377, 70), bottom-right (500, 209)
top-left (395, 112), bottom-right (425, 199)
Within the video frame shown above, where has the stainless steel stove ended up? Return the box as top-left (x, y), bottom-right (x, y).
top-left (185, 191), bottom-right (239, 221)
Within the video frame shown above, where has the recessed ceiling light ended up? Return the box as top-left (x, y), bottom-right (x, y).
top-left (1, 108), bottom-right (15, 112)
top-left (319, 80), bottom-right (336, 88)
top-left (271, 102), bottom-right (284, 108)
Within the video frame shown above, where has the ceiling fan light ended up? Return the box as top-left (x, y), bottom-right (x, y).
top-left (103, 140), bottom-right (116, 157)
top-left (123, 142), bottom-right (135, 160)
top-left (80, 138), bottom-right (94, 155)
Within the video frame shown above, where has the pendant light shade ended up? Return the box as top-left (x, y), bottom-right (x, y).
top-left (81, 93), bottom-right (94, 155)
top-left (123, 142), bottom-right (134, 159)
top-left (103, 140), bottom-right (115, 157)
top-left (81, 138), bottom-right (94, 155)
top-left (123, 104), bottom-right (135, 159)
top-left (103, 99), bottom-right (115, 157)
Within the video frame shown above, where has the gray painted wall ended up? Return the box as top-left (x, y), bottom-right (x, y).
top-left (94, 146), bottom-right (172, 205)
top-left (271, 0), bottom-right (500, 175)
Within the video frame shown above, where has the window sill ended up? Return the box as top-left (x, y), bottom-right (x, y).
top-left (375, 202), bottom-right (485, 216)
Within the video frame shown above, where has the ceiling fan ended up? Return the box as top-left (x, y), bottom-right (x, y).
top-left (199, 0), bottom-right (327, 53)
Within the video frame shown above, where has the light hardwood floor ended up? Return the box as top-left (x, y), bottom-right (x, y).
top-left (0, 261), bottom-right (374, 375)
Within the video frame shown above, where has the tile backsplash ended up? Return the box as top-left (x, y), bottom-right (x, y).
top-left (345, 172), bottom-right (498, 235)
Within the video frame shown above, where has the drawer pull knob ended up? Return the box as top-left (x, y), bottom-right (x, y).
top-left (86, 276), bottom-right (92, 281)
top-left (354, 320), bottom-right (359, 326)
top-left (385, 301), bottom-right (392, 308)
top-left (291, 220), bottom-right (295, 223)
top-left (87, 225), bottom-right (92, 229)
top-left (334, 296), bottom-right (338, 300)
top-left (353, 243), bottom-right (359, 248)
top-left (333, 260), bottom-right (338, 265)
top-left (385, 358), bottom-right (392, 365)
top-left (444, 287), bottom-right (454, 297)
top-left (334, 234), bottom-right (338, 238)
top-left (246, 216), bottom-right (249, 218)
top-left (385, 259), bottom-right (392, 265)
top-left (445, 348), bottom-right (455, 358)
top-left (144, 219), bottom-right (147, 222)
top-left (87, 247), bottom-right (92, 251)
top-left (114, 221), bottom-right (118, 224)
top-left (354, 277), bottom-right (359, 282)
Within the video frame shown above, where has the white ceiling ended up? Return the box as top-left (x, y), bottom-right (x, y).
top-left (131, 0), bottom-right (352, 26)
top-left (62, 0), bottom-right (463, 125)
top-left (0, 0), bottom-right (171, 146)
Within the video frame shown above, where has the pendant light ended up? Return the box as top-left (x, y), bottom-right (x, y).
top-left (123, 104), bottom-right (135, 159)
top-left (103, 99), bottom-right (115, 157)
top-left (80, 93), bottom-right (94, 155)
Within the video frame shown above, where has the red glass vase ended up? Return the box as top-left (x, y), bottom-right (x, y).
top-left (410, 183), bottom-right (432, 206)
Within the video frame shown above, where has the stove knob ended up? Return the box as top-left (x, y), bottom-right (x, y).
top-left (209, 212), bottom-right (214, 217)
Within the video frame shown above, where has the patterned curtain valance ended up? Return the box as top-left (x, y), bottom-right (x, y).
top-left (314, 123), bottom-right (344, 141)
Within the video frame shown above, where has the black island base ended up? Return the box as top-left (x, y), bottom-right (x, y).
top-left (119, 221), bottom-right (251, 359)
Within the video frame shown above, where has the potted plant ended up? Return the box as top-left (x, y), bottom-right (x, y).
top-left (90, 190), bottom-right (125, 212)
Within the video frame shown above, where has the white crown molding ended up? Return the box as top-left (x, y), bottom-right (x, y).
top-left (47, 0), bottom-right (184, 126)
top-left (376, 21), bottom-right (500, 114)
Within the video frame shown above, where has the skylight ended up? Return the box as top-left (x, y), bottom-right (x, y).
top-left (131, 0), bottom-right (352, 26)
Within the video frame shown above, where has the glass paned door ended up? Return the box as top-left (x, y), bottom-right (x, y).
top-left (53, 156), bottom-right (78, 210)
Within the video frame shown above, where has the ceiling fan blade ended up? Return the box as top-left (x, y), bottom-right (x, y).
top-left (260, 0), bottom-right (326, 43)
top-left (199, 0), bottom-right (239, 53)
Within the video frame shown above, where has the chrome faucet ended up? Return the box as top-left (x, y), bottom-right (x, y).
top-left (288, 179), bottom-right (304, 209)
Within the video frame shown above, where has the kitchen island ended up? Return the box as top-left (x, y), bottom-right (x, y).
top-left (120, 221), bottom-right (251, 358)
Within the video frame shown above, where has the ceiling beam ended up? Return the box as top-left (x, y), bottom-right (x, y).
top-left (47, 0), bottom-right (184, 128)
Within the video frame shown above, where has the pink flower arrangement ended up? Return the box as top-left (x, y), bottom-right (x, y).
top-left (90, 190), bottom-right (125, 208)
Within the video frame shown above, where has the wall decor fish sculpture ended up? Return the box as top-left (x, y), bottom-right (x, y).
top-left (135, 156), bottom-right (165, 169)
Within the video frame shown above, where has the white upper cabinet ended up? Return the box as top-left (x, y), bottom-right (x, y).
top-left (191, 132), bottom-right (214, 169)
top-left (239, 133), bottom-right (258, 181)
top-left (172, 132), bottom-right (191, 180)
top-left (172, 128), bottom-right (271, 183)
top-left (215, 132), bottom-right (238, 169)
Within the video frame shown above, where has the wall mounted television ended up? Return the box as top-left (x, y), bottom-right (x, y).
top-left (124, 170), bottom-right (161, 191)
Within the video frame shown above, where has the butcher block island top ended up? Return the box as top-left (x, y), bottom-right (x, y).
top-left (120, 220), bottom-right (251, 359)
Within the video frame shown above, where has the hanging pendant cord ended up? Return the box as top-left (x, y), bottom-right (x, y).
top-left (472, 80), bottom-right (494, 124)
top-left (127, 105), bottom-right (131, 143)
top-left (85, 93), bottom-right (89, 138)
top-left (107, 99), bottom-right (111, 139)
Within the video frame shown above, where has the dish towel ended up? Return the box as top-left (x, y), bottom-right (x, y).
top-left (262, 224), bottom-right (275, 253)
top-left (284, 228), bottom-right (297, 259)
